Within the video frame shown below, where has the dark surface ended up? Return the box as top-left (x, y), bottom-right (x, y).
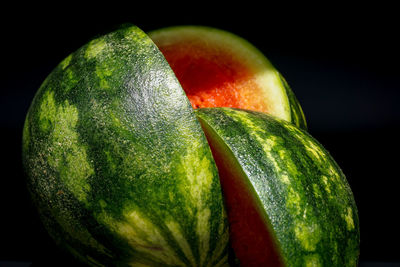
top-left (1, 3), bottom-right (399, 265)
top-left (2, 262), bottom-right (400, 267)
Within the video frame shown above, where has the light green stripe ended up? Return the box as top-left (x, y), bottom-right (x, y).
top-left (166, 220), bottom-right (196, 266)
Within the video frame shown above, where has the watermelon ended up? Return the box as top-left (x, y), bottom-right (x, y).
top-left (196, 108), bottom-right (360, 267)
top-left (23, 24), bottom-right (359, 266)
top-left (22, 25), bottom-right (229, 266)
top-left (149, 26), bottom-right (307, 130)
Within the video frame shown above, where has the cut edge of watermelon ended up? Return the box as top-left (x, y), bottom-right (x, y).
top-left (197, 115), bottom-right (285, 267)
top-left (149, 26), bottom-right (292, 123)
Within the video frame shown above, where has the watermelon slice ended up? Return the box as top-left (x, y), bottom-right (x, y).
top-left (196, 108), bottom-right (360, 267)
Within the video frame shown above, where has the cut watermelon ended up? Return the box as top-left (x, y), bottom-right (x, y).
top-left (22, 24), bottom-right (359, 267)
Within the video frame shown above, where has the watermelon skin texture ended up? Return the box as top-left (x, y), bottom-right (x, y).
top-left (22, 25), bottom-right (229, 266)
top-left (196, 108), bottom-right (360, 267)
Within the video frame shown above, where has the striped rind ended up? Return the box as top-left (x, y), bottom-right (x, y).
top-left (22, 25), bottom-right (228, 266)
top-left (196, 108), bottom-right (359, 266)
top-left (278, 73), bottom-right (307, 130)
top-left (149, 26), bottom-right (307, 130)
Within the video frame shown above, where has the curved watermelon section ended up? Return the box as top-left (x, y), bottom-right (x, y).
top-left (196, 108), bottom-right (359, 266)
top-left (149, 26), bottom-right (307, 130)
top-left (22, 25), bottom-right (229, 266)
top-left (278, 73), bottom-right (307, 130)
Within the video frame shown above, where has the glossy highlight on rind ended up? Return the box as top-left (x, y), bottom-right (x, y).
top-left (196, 108), bottom-right (360, 267)
top-left (149, 26), bottom-right (307, 130)
top-left (22, 25), bottom-right (229, 266)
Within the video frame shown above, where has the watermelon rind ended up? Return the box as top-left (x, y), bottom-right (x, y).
top-left (196, 107), bottom-right (359, 267)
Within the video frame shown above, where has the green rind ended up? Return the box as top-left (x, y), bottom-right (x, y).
top-left (278, 73), bottom-right (308, 130)
top-left (23, 25), bottom-right (229, 266)
top-left (149, 26), bottom-right (307, 130)
top-left (196, 108), bottom-right (359, 267)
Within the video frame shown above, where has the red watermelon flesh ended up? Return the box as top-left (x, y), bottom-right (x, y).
top-left (149, 25), bottom-right (308, 130)
top-left (157, 40), bottom-right (269, 112)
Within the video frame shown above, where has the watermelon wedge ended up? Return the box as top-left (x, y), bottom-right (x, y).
top-left (196, 108), bottom-right (360, 267)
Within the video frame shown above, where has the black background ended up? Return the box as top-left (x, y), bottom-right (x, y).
top-left (1, 3), bottom-right (399, 265)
